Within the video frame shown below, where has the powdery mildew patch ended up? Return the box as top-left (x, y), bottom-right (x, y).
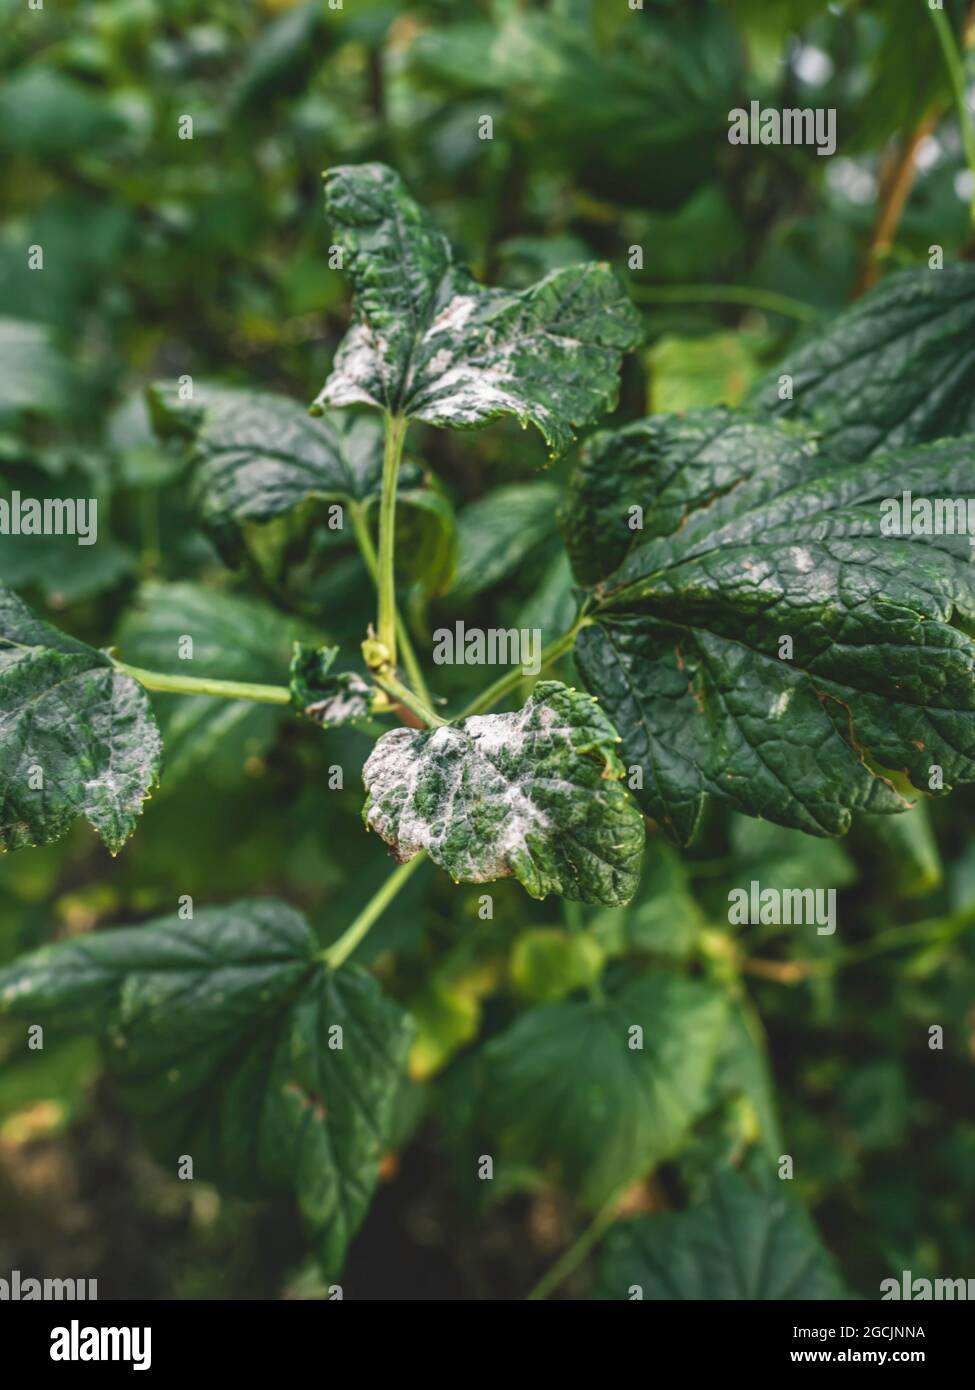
top-left (361, 681), bottom-right (644, 904)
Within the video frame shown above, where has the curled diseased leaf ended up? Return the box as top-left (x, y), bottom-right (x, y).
top-left (290, 643), bottom-right (372, 728)
top-left (562, 409), bottom-right (975, 844)
top-left (362, 680), bottom-right (645, 905)
top-left (0, 899), bottom-right (414, 1277)
top-left (313, 163), bottom-right (642, 457)
top-left (0, 585), bottom-right (161, 853)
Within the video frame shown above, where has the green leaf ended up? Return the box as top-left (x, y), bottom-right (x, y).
top-left (231, 1), bottom-right (331, 113)
top-left (116, 582), bottom-right (315, 788)
top-left (0, 69), bottom-right (126, 157)
top-left (483, 972), bottom-right (727, 1206)
top-left (0, 586), bottom-right (161, 853)
top-left (516, 550), bottom-right (577, 649)
top-left (589, 837), bottom-right (706, 960)
top-left (598, 1164), bottom-right (846, 1299)
top-left (709, 1004), bottom-right (783, 1156)
top-left (509, 927), bottom-right (603, 1003)
top-left (0, 318), bottom-right (75, 424)
top-left (647, 331), bottom-right (761, 415)
top-left (839, 1061), bottom-right (910, 1152)
top-left (312, 163), bottom-right (642, 457)
top-left (559, 408), bottom-right (819, 587)
top-left (727, 815), bottom-right (857, 899)
top-left (148, 384), bottom-right (449, 581)
top-left (394, 486), bottom-right (458, 598)
top-left (149, 384), bottom-right (384, 554)
top-left (289, 643), bottom-right (372, 728)
top-left (853, 802), bottom-right (942, 898)
top-left (564, 409), bottom-right (975, 844)
top-left (451, 481), bottom-right (562, 602)
top-left (362, 680), bottom-right (645, 905)
top-left (0, 899), bottom-right (415, 1276)
top-left (753, 266), bottom-right (975, 460)
top-left (0, 466), bottom-right (134, 603)
top-left (407, 7), bottom-right (741, 209)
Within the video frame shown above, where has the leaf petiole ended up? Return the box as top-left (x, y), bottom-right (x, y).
top-left (377, 413), bottom-right (409, 667)
top-left (112, 659), bottom-right (291, 705)
top-left (322, 852), bottom-right (428, 969)
top-left (930, 4), bottom-right (975, 230)
top-left (374, 669), bottom-right (447, 727)
top-left (458, 618), bottom-right (591, 719)
top-left (348, 497), bottom-right (433, 706)
top-left (627, 281), bottom-right (820, 323)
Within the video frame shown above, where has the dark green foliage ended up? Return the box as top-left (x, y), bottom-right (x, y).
top-left (0, 899), bottom-right (414, 1276)
top-left (2, 0), bottom-right (974, 1307)
top-left (0, 586), bottom-right (161, 852)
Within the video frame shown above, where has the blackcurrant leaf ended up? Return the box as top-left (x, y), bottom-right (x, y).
top-left (753, 264), bottom-right (975, 460)
top-left (148, 384), bottom-right (453, 583)
top-left (0, 585), bottom-right (161, 853)
top-left (289, 642), bottom-right (372, 728)
top-left (0, 899), bottom-right (414, 1277)
top-left (599, 1164), bottom-right (846, 1300)
top-left (362, 680), bottom-right (645, 905)
top-left (483, 971), bottom-right (727, 1206)
top-left (116, 582), bottom-right (316, 789)
top-left (312, 163), bottom-right (642, 457)
top-left (562, 409), bottom-right (975, 844)
top-left (451, 481), bottom-right (562, 602)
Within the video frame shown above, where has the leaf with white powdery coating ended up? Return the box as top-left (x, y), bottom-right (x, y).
top-left (0, 585), bottom-right (161, 853)
top-left (290, 643), bottom-right (372, 728)
top-left (312, 163), bottom-right (642, 457)
top-left (563, 409), bottom-right (975, 845)
top-left (362, 680), bottom-right (645, 905)
top-left (0, 899), bottom-right (414, 1277)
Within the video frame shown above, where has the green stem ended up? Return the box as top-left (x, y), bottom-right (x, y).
top-left (745, 908), bottom-right (975, 983)
top-left (628, 281), bottom-right (820, 323)
top-left (375, 670), bottom-right (446, 728)
top-left (349, 499), bottom-right (433, 706)
top-left (322, 853), bottom-right (428, 969)
top-left (377, 414), bottom-right (409, 665)
top-left (817, 908), bottom-right (975, 974)
top-left (526, 1192), bottom-right (621, 1301)
top-left (931, 4), bottom-right (975, 229)
top-left (113, 660), bottom-right (291, 705)
top-left (458, 620), bottom-right (589, 719)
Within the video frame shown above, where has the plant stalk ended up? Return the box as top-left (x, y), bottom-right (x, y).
top-left (322, 852), bottom-right (428, 969)
top-left (375, 670), bottom-right (447, 728)
top-left (628, 282), bottom-right (820, 323)
top-left (377, 413), bottom-right (409, 666)
top-left (349, 499), bottom-right (433, 706)
top-left (930, 3), bottom-right (975, 228)
top-left (113, 660), bottom-right (291, 705)
top-left (458, 620), bottom-right (590, 719)
top-left (526, 1192), bottom-right (622, 1301)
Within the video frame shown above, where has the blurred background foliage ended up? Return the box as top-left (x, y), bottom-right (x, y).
top-left (1, 0), bottom-right (974, 1299)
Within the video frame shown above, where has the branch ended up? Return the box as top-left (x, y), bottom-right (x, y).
top-left (113, 659), bottom-right (291, 705)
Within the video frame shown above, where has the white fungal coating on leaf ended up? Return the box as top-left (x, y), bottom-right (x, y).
top-left (312, 164), bottom-right (642, 457)
top-left (361, 681), bottom-right (644, 905)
